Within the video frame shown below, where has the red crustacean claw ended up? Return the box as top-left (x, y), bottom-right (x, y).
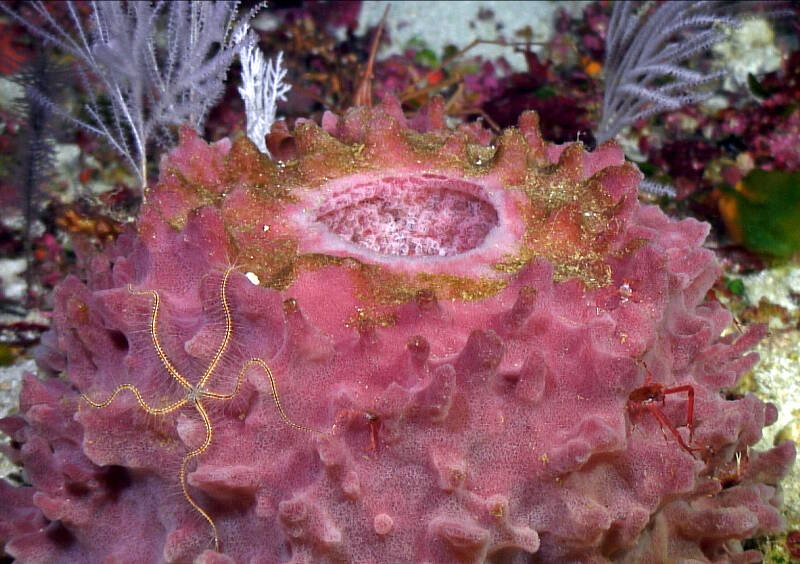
top-left (627, 372), bottom-right (705, 457)
top-left (333, 408), bottom-right (383, 452)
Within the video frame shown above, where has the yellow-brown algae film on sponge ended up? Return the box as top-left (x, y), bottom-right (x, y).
top-left (154, 102), bottom-right (635, 304)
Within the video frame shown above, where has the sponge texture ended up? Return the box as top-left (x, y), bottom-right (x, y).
top-left (0, 97), bottom-right (794, 563)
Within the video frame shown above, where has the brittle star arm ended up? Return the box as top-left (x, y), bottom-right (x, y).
top-left (201, 361), bottom-right (246, 401)
top-left (244, 358), bottom-right (330, 435)
top-left (179, 400), bottom-right (219, 552)
top-left (198, 267), bottom-right (235, 390)
top-left (82, 384), bottom-right (188, 415)
top-left (128, 285), bottom-right (192, 390)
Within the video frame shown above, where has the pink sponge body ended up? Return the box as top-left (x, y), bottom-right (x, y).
top-left (0, 98), bottom-right (795, 563)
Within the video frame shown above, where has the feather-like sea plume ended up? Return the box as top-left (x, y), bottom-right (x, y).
top-left (597, 0), bottom-right (741, 144)
top-left (8, 49), bottom-right (64, 301)
top-left (238, 39), bottom-right (290, 156)
top-left (0, 1), bottom-right (258, 192)
top-left (597, 1), bottom-right (793, 198)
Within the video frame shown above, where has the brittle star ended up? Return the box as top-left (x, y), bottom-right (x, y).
top-left (82, 267), bottom-right (326, 553)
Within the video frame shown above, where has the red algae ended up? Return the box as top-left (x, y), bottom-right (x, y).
top-left (0, 98), bottom-right (794, 563)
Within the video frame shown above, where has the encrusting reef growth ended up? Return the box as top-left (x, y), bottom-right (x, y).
top-left (0, 95), bottom-right (794, 562)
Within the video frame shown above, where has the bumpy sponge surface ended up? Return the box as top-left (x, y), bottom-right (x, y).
top-left (0, 97), bottom-right (794, 563)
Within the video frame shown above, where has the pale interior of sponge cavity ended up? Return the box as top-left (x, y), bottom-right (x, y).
top-left (316, 179), bottom-right (499, 257)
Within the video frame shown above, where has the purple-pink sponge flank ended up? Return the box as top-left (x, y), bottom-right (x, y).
top-left (0, 97), bottom-right (795, 563)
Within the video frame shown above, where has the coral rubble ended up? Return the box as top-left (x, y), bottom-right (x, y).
top-left (0, 98), bottom-right (794, 562)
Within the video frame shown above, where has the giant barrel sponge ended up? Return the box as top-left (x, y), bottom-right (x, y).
top-left (0, 98), bottom-right (794, 563)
